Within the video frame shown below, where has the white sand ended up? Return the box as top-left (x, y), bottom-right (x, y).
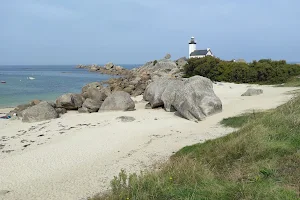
top-left (0, 83), bottom-right (298, 200)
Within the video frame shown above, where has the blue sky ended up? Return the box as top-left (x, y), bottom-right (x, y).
top-left (0, 0), bottom-right (299, 65)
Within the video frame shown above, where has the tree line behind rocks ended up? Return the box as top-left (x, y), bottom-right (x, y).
top-left (184, 56), bottom-right (300, 84)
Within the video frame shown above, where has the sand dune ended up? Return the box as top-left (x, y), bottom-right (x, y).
top-left (0, 83), bottom-right (297, 200)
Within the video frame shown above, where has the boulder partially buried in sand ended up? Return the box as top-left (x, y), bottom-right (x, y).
top-left (22, 101), bottom-right (58, 123)
top-left (241, 88), bottom-right (263, 96)
top-left (99, 91), bottom-right (135, 111)
top-left (143, 78), bottom-right (173, 108)
top-left (161, 79), bottom-right (185, 112)
top-left (56, 93), bottom-right (84, 110)
top-left (172, 76), bottom-right (222, 121)
top-left (82, 98), bottom-right (102, 113)
top-left (143, 76), bottom-right (222, 121)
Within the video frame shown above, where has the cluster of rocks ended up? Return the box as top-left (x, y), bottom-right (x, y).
top-left (103, 73), bottom-right (151, 97)
top-left (102, 54), bottom-right (188, 97)
top-left (134, 55), bottom-right (187, 80)
top-left (76, 63), bottom-right (132, 76)
top-left (143, 76), bottom-right (223, 121)
top-left (8, 75), bottom-right (223, 123)
top-left (8, 82), bottom-right (135, 123)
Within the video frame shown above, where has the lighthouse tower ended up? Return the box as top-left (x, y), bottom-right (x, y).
top-left (189, 37), bottom-right (197, 58)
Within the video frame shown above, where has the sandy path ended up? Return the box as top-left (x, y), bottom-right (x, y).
top-left (0, 83), bottom-right (297, 200)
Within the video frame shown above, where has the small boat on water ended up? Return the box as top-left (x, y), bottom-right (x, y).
top-left (1, 81), bottom-right (6, 83)
top-left (28, 77), bottom-right (35, 80)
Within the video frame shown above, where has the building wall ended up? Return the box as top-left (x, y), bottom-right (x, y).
top-left (190, 55), bottom-right (206, 59)
top-left (189, 44), bottom-right (197, 58)
top-left (206, 51), bottom-right (213, 56)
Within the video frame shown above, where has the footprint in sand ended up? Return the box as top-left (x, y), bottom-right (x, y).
top-left (2, 150), bottom-right (14, 153)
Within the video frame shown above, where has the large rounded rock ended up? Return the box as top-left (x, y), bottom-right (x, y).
top-left (84, 88), bottom-right (109, 102)
top-left (172, 76), bottom-right (222, 121)
top-left (12, 103), bottom-right (32, 117)
top-left (161, 79), bottom-right (185, 112)
top-left (82, 98), bottom-right (102, 113)
top-left (82, 82), bottom-right (103, 98)
top-left (56, 93), bottom-right (84, 110)
top-left (143, 78), bottom-right (172, 108)
top-left (241, 88), bottom-right (263, 96)
top-left (22, 102), bottom-right (59, 123)
top-left (99, 91), bottom-right (135, 112)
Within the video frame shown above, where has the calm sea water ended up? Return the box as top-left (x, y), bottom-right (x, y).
top-left (0, 65), bottom-right (139, 108)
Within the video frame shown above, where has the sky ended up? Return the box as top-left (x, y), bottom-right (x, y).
top-left (0, 0), bottom-right (299, 65)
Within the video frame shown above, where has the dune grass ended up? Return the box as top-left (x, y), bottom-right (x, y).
top-left (278, 76), bottom-right (300, 87)
top-left (220, 111), bottom-right (265, 128)
top-left (91, 96), bottom-right (300, 200)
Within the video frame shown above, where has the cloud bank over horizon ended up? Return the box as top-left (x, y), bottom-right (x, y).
top-left (0, 0), bottom-right (299, 65)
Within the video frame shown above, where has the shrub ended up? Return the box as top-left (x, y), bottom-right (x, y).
top-left (184, 57), bottom-right (300, 84)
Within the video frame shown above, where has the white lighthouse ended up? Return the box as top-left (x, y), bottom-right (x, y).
top-left (189, 37), bottom-right (197, 58)
top-left (188, 36), bottom-right (214, 58)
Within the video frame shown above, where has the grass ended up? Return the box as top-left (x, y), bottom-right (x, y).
top-left (220, 111), bottom-right (265, 128)
top-left (90, 96), bottom-right (300, 200)
top-left (277, 76), bottom-right (300, 87)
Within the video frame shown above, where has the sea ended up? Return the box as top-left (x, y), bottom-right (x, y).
top-left (0, 65), bottom-right (139, 108)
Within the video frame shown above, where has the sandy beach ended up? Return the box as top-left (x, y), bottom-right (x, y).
top-left (0, 83), bottom-right (298, 200)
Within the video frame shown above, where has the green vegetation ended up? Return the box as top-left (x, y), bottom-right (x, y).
top-left (279, 76), bottom-right (300, 87)
top-left (91, 95), bottom-right (300, 200)
top-left (153, 60), bottom-right (158, 66)
top-left (184, 56), bottom-right (300, 84)
top-left (220, 111), bottom-right (264, 128)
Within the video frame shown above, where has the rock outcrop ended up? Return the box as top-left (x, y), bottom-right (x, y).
top-left (175, 57), bottom-right (188, 69)
top-left (102, 54), bottom-right (184, 97)
top-left (76, 63), bottom-right (131, 76)
top-left (104, 74), bottom-right (151, 97)
top-left (22, 102), bottom-right (58, 123)
top-left (136, 56), bottom-right (181, 80)
top-left (241, 88), bottom-right (263, 96)
top-left (56, 93), bottom-right (84, 110)
top-left (99, 91), bottom-right (135, 112)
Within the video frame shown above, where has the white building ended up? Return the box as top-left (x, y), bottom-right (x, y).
top-left (189, 37), bottom-right (214, 59)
